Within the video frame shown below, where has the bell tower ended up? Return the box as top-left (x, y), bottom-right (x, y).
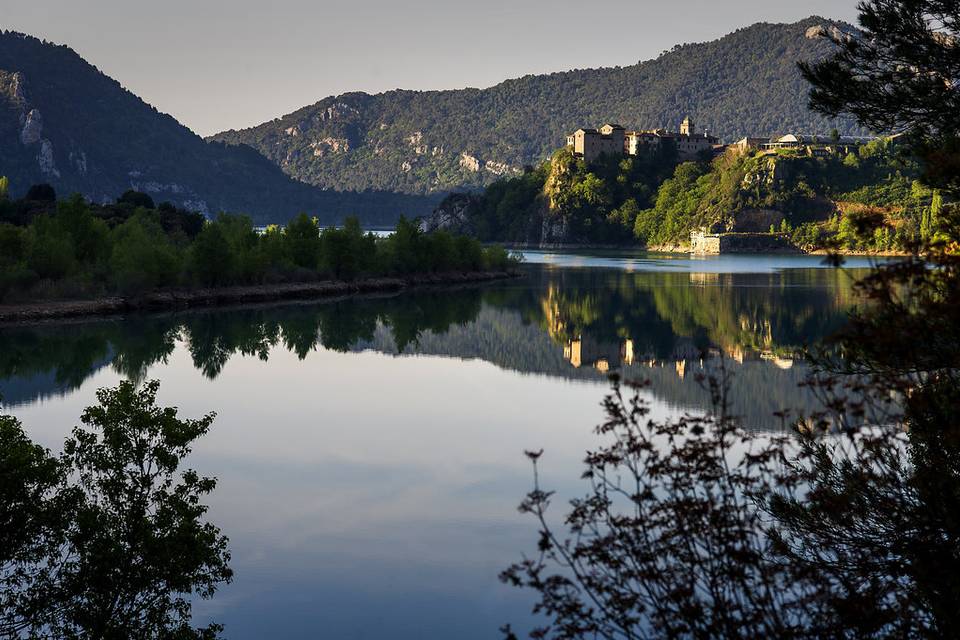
top-left (680, 116), bottom-right (694, 136)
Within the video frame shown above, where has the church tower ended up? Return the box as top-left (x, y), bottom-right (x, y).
top-left (680, 116), bottom-right (694, 136)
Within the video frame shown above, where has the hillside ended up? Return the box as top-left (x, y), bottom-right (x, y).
top-left (423, 138), bottom-right (935, 251)
top-left (210, 17), bottom-right (863, 197)
top-left (0, 32), bottom-right (436, 224)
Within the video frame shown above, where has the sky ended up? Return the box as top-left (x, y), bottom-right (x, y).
top-left (3, 0), bottom-right (860, 136)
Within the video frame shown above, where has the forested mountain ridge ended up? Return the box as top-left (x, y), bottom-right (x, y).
top-left (0, 31), bottom-right (436, 224)
top-left (210, 17), bottom-right (863, 197)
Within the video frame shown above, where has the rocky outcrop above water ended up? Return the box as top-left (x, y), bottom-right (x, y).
top-left (420, 192), bottom-right (481, 234)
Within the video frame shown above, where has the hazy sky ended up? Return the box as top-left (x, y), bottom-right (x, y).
top-left (4, 1), bottom-right (860, 136)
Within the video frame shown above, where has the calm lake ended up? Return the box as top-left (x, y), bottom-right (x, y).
top-left (0, 251), bottom-right (879, 639)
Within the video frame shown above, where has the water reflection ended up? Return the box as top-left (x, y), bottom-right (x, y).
top-left (0, 258), bottom-right (870, 639)
top-left (0, 264), bottom-right (861, 427)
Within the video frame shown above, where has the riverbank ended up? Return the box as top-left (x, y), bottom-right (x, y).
top-left (0, 271), bottom-right (519, 324)
top-left (503, 240), bottom-right (911, 257)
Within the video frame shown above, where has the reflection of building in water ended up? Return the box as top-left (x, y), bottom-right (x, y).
top-left (563, 335), bottom-right (707, 374)
top-left (689, 272), bottom-right (721, 286)
top-left (761, 351), bottom-right (795, 369)
top-left (728, 346), bottom-right (761, 365)
top-left (564, 335), bottom-right (626, 372)
top-left (564, 339), bottom-right (582, 368)
top-left (675, 360), bottom-right (686, 379)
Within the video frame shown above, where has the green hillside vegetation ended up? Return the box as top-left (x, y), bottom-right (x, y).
top-left (447, 137), bottom-right (940, 250)
top-left (0, 31), bottom-right (438, 225)
top-left (210, 18), bottom-right (863, 197)
top-left (0, 186), bottom-right (513, 302)
top-left (640, 138), bottom-right (938, 250)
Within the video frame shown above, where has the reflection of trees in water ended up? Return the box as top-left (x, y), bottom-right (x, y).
top-left (0, 289), bottom-right (484, 404)
top-left (0, 267), bottom-right (858, 425)
top-left (512, 267), bottom-right (861, 368)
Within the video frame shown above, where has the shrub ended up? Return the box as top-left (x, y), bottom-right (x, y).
top-left (109, 215), bottom-right (181, 293)
top-left (188, 223), bottom-right (234, 286)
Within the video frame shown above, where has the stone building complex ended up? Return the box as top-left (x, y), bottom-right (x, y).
top-left (566, 117), bottom-right (721, 163)
top-left (567, 117), bottom-right (882, 165)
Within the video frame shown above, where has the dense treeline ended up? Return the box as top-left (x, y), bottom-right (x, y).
top-left (0, 184), bottom-right (514, 302)
top-left (451, 136), bottom-right (938, 250)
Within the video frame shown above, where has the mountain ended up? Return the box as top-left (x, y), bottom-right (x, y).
top-left (0, 31), bottom-right (437, 224)
top-left (209, 17), bottom-right (863, 198)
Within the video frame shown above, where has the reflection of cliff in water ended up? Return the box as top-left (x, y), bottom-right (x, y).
top-left (0, 265), bottom-right (862, 428)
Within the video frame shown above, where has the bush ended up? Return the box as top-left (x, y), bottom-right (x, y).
top-left (188, 223), bottom-right (234, 286)
top-left (25, 184), bottom-right (56, 202)
top-left (116, 190), bottom-right (155, 210)
top-left (26, 217), bottom-right (75, 280)
top-left (110, 215), bottom-right (181, 293)
top-left (284, 213), bottom-right (321, 270)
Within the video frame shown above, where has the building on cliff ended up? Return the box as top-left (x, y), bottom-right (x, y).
top-left (566, 116), bottom-right (720, 163)
top-left (731, 133), bottom-right (882, 157)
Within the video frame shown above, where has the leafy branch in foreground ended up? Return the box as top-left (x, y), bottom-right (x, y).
top-left (0, 380), bottom-right (232, 638)
top-left (502, 334), bottom-right (958, 638)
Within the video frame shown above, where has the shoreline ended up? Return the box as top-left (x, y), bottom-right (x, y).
top-left (0, 271), bottom-right (519, 324)
top-left (504, 241), bottom-right (910, 257)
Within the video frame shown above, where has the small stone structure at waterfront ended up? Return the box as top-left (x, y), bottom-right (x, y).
top-left (690, 230), bottom-right (796, 255)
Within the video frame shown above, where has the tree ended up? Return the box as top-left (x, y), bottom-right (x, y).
top-left (504, 3), bottom-right (960, 636)
top-left (25, 184), bottom-right (56, 202)
top-left (110, 214), bottom-right (182, 292)
top-left (799, 0), bottom-right (960, 194)
top-left (189, 223), bottom-right (234, 286)
top-left (1, 381), bottom-right (232, 638)
top-left (0, 415), bottom-right (74, 638)
top-left (117, 190), bottom-right (156, 210)
top-left (283, 213), bottom-right (321, 270)
top-left (319, 216), bottom-right (374, 280)
top-left (0, 176), bottom-right (8, 200)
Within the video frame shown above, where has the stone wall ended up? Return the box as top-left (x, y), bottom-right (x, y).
top-left (690, 231), bottom-right (722, 254)
top-left (691, 231), bottom-right (796, 254)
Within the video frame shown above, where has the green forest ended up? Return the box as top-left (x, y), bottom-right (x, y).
top-left (445, 136), bottom-right (943, 251)
top-left (0, 183), bottom-right (513, 303)
top-left (210, 18), bottom-right (862, 197)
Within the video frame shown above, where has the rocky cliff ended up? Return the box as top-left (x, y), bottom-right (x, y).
top-left (0, 32), bottom-right (436, 224)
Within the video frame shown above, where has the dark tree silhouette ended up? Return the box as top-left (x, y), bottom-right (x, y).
top-left (0, 380), bottom-right (233, 638)
top-left (504, 2), bottom-right (960, 636)
top-left (799, 0), bottom-right (960, 193)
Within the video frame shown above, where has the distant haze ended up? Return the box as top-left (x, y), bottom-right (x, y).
top-left (4, 0), bottom-right (859, 136)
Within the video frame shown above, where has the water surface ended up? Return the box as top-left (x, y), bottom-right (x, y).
top-left (0, 252), bottom-right (870, 638)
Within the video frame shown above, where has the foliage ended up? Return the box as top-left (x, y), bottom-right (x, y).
top-left (454, 147), bottom-right (680, 245)
top-left (453, 137), bottom-right (928, 249)
top-left (503, 219), bottom-right (960, 638)
top-left (0, 414), bottom-right (73, 638)
top-left (800, 0), bottom-right (960, 196)
top-left (504, 2), bottom-right (960, 636)
top-left (0, 190), bottom-right (517, 302)
top-left (0, 380), bottom-right (232, 638)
